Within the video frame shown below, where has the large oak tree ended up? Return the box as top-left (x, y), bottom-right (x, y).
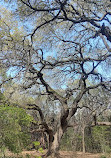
top-left (0, 0), bottom-right (111, 157)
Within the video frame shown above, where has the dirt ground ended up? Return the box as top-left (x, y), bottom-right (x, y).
top-left (4, 150), bottom-right (107, 158)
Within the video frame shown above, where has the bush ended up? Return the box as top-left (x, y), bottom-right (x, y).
top-left (0, 105), bottom-right (33, 154)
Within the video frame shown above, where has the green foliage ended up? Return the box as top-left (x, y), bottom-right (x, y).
top-left (0, 105), bottom-right (33, 154)
top-left (0, 92), bottom-right (5, 101)
top-left (33, 141), bottom-right (40, 147)
top-left (60, 128), bottom-right (77, 151)
top-left (92, 126), bottom-right (111, 153)
top-left (32, 141), bottom-right (43, 153)
top-left (32, 141), bottom-right (43, 158)
top-left (100, 156), bottom-right (107, 158)
top-left (38, 147), bottom-right (44, 153)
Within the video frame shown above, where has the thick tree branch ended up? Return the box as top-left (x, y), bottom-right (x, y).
top-left (38, 71), bottom-right (68, 109)
top-left (27, 104), bottom-right (53, 135)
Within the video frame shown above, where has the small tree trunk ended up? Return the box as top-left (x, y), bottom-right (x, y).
top-left (82, 125), bottom-right (85, 153)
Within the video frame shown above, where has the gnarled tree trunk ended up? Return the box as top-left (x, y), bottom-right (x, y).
top-left (45, 126), bottom-right (64, 158)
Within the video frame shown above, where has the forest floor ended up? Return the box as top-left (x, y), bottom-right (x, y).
top-left (4, 150), bottom-right (110, 158)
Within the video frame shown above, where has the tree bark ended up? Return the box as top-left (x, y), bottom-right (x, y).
top-left (82, 125), bottom-right (85, 153)
top-left (45, 126), bottom-right (64, 158)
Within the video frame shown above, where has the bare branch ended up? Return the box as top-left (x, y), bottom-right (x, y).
top-left (20, 0), bottom-right (60, 12)
top-left (92, 122), bottom-right (111, 126)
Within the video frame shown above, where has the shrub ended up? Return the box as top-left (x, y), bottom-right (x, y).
top-left (0, 105), bottom-right (33, 154)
